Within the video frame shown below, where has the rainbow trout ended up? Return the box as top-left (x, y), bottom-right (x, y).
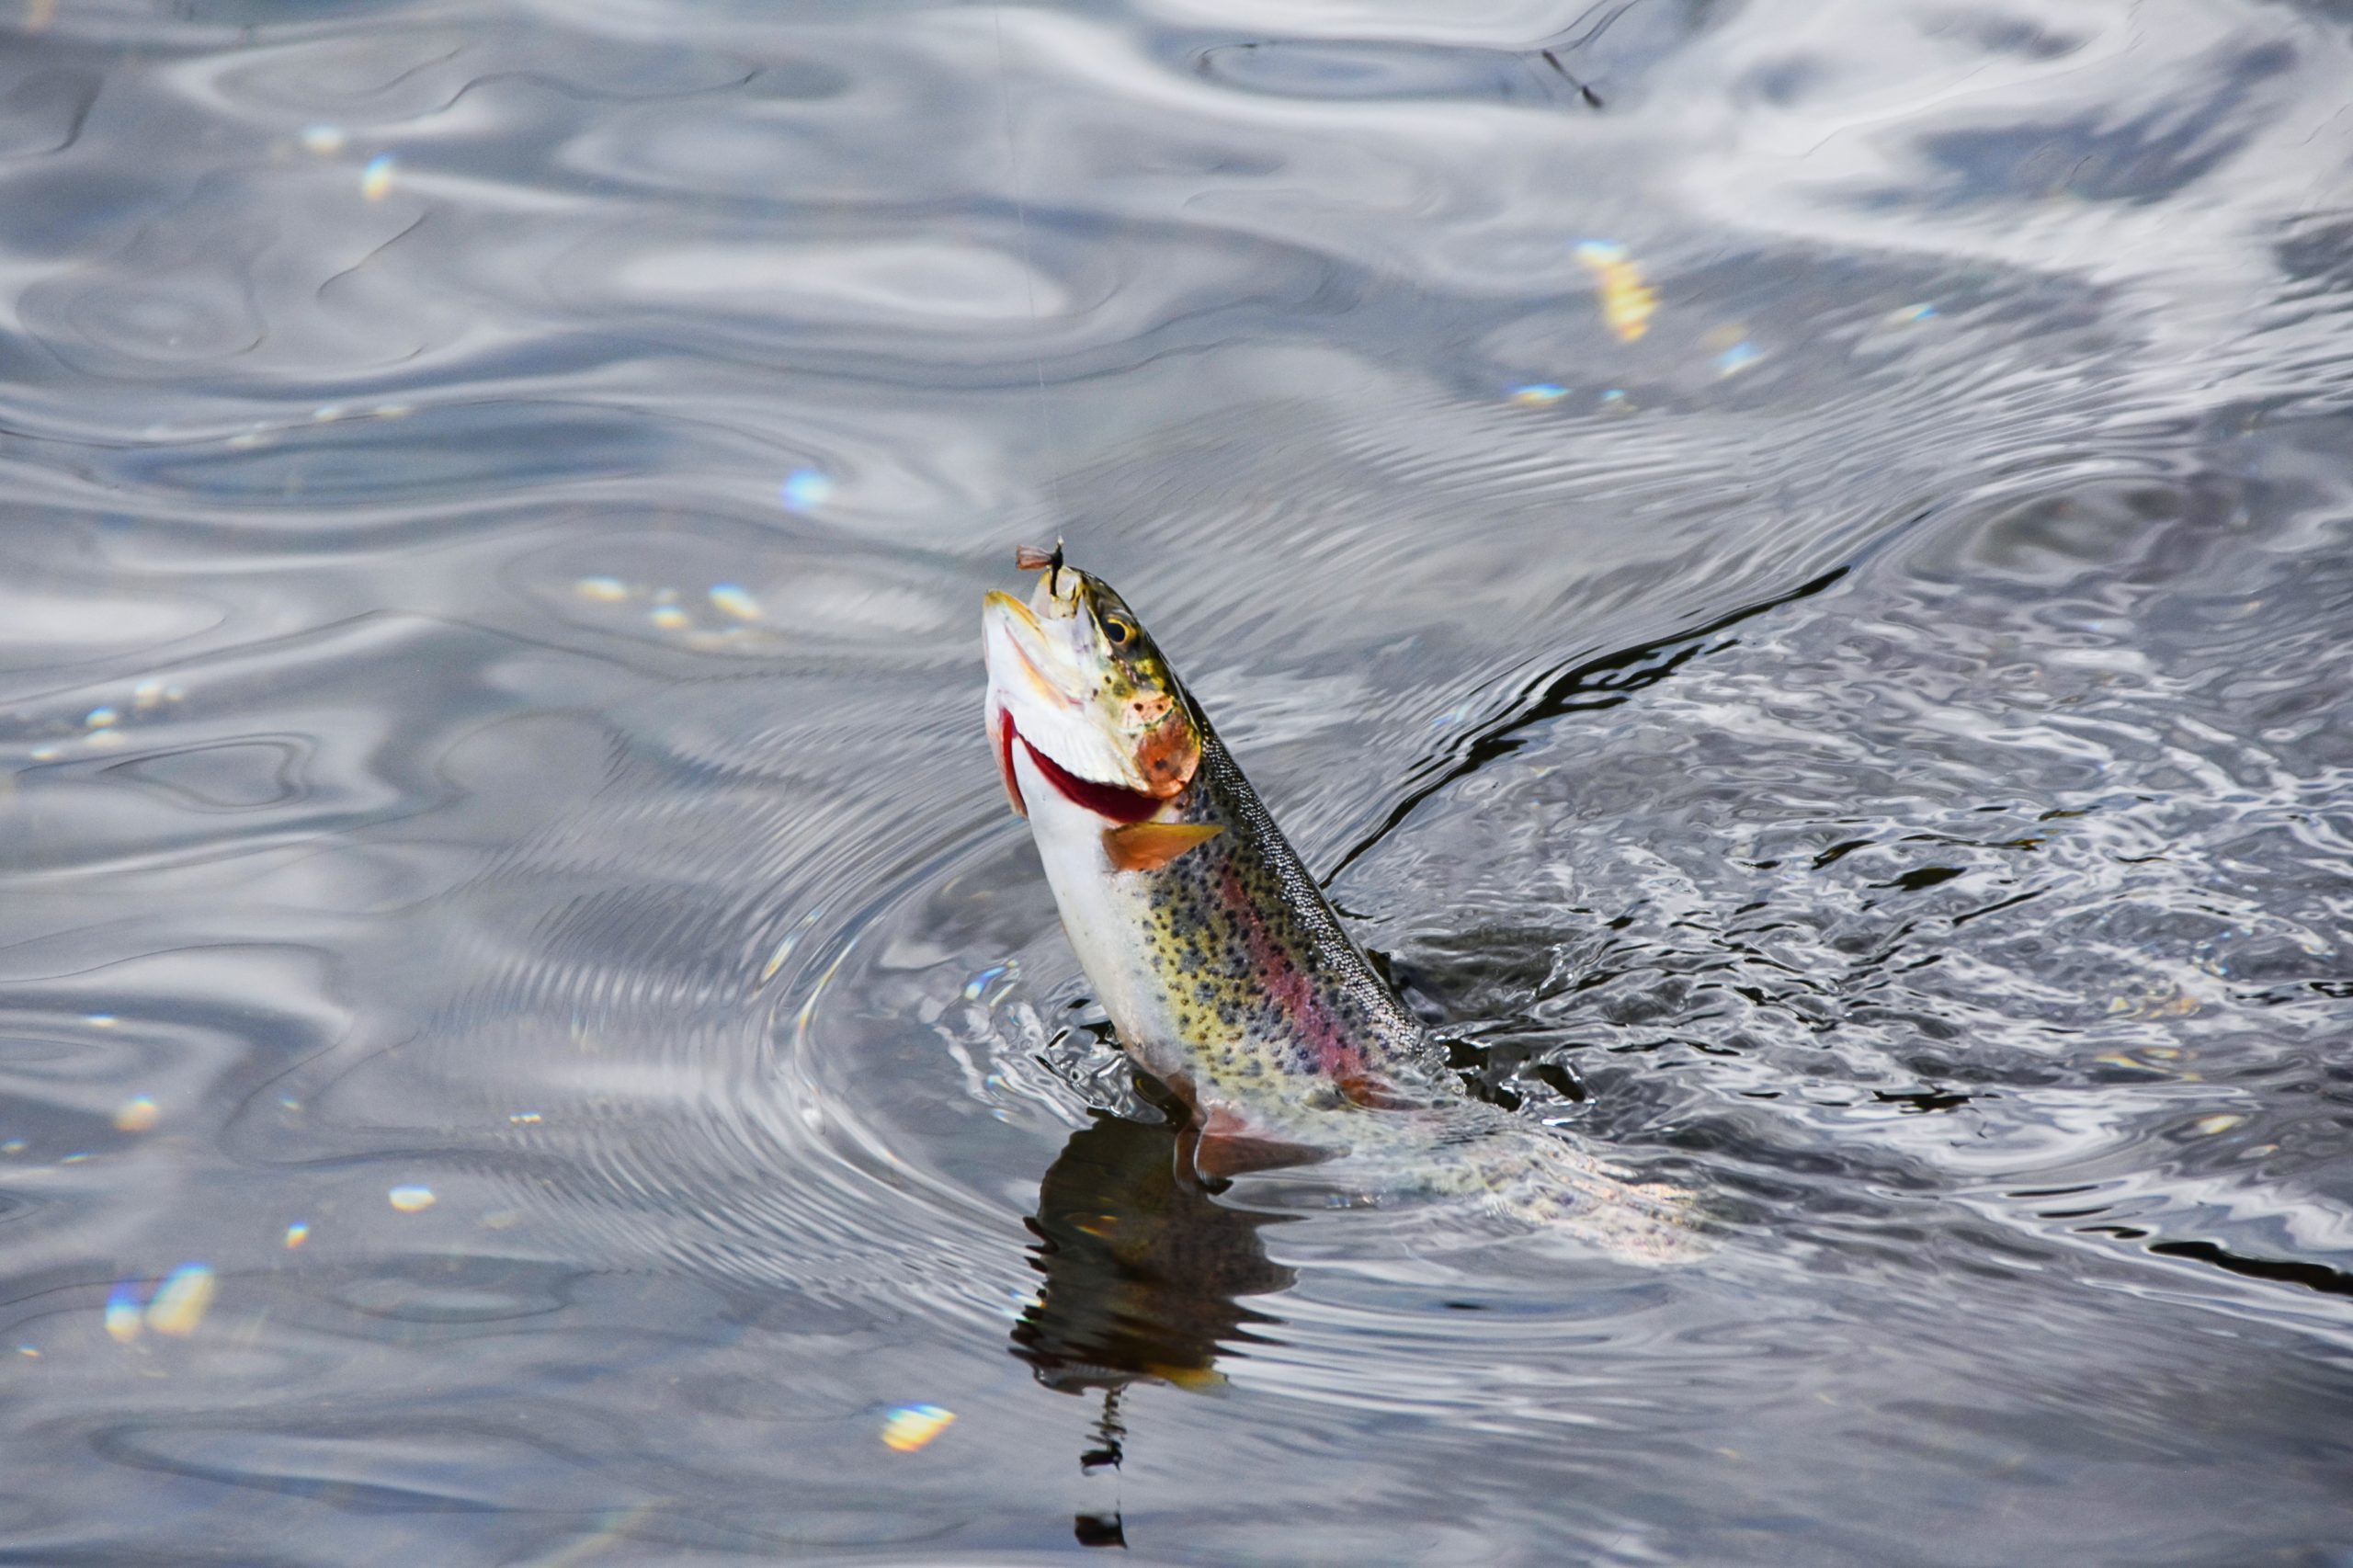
top-left (983, 549), bottom-right (1698, 1259)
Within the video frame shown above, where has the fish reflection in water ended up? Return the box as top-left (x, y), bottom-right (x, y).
top-left (1013, 1107), bottom-right (1296, 1547)
top-left (1013, 1108), bottom-right (1293, 1398)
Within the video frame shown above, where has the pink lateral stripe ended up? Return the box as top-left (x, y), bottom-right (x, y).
top-left (1217, 858), bottom-right (1376, 1098)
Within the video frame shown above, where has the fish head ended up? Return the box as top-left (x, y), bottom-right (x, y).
top-left (983, 553), bottom-right (1200, 819)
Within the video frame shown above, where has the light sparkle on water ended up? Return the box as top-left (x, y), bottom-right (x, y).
top-left (708, 585), bottom-right (761, 620)
top-left (104, 1282), bottom-right (142, 1344)
top-left (962, 961), bottom-right (1014, 1001)
top-left (881, 1404), bottom-right (956, 1452)
top-left (361, 154), bottom-right (395, 200)
top-left (1574, 240), bottom-right (1657, 342)
top-left (388, 1185), bottom-right (437, 1212)
top-left (1716, 341), bottom-right (1762, 377)
top-left (146, 1265), bottom-right (215, 1336)
top-left (780, 469), bottom-right (833, 512)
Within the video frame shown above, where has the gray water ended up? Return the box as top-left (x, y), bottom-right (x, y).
top-left (4, 0), bottom-right (2352, 1562)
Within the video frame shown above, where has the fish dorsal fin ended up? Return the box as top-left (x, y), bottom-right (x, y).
top-left (1102, 821), bottom-right (1222, 872)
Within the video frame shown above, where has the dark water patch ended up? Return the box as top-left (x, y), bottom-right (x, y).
top-left (0, 0), bottom-right (2349, 1561)
top-left (1325, 565), bottom-right (1851, 884)
top-left (2148, 1238), bottom-right (2353, 1300)
top-left (1907, 43), bottom-right (2290, 207)
top-left (0, 69), bottom-right (100, 159)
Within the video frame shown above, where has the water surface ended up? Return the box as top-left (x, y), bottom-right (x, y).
top-left (3, 0), bottom-right (2351, 1562)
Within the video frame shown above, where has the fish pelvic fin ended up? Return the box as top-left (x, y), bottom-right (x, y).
top-left (1102, 821), bottom-right (1222, 872)
top-left (1185, 1106), bottom-right (1330, 1181)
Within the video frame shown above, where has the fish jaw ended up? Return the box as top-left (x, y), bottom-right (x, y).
top-left (983, 589), bottom-right (1156, 798)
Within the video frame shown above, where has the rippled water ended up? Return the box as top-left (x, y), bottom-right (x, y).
top-left (5, 0), bottom-right (2352, 1560)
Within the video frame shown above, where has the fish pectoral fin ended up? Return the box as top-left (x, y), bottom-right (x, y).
top-left (1145, 1363), bottom-right (1230, 1393)
top-left (1102, 821), bottom-right (1222, 872)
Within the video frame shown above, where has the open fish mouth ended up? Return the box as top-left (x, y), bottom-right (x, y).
top-left (992, 705), bottom-right (1170, 824)
top-left (983, 587), bottom-right (1159, 800)
top-left (981, 591), bottom-right (1076, 707)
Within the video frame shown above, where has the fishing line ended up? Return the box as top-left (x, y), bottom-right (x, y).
top-left (989, 1), bottom-right (1066, 526)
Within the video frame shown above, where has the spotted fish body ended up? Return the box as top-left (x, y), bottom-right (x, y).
top-left (1045, 706), bottom-right (1451, 1149)
top-left (983, 556), bottom-right (1697, 1257)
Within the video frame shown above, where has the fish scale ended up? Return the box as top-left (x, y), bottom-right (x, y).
top-left (1133, 722), bottom-right (1442, 1111)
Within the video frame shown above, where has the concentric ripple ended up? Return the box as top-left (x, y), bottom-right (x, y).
top-left (2, 0), bottom-right (2351, 1561)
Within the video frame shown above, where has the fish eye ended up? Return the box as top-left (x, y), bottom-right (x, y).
top-left (1101, 616), bottom-right (1132, 647)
